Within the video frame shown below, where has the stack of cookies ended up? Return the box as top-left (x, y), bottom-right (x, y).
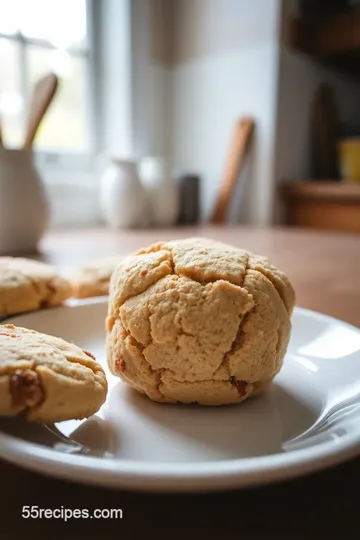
top-left (0, 255), bottom-right (119, 423)
top-left (0, 255), bottom-right (123, 318)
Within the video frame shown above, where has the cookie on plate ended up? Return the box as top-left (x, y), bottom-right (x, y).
top-left (0, 324), bottom-right (107, 421)
top-left (71, 256), bottom-right (124, 299)
top-left (106, 237), bottom-right (295, 406)
top-left (0, 257), bottom-right (72, 316)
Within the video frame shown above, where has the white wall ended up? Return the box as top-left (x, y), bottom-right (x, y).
top-left (99, 0), bottom-right (134, 157)
top-left (169, 0), bottom-right (282, 225)
top-left (44, 171), bottom-right (100, 228)
top-left (130, 0), bottom-right (172, 160)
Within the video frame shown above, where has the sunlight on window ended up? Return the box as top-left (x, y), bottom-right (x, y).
top-left (22, 0), bottom-right (87, 49)
top-left (0, 1), bottom-right (20, 35)
top-left (0, 38), bottom-right (23, 146)
top-left (0, 0), bottom-right (87, 49)
top-left (27, 46), bottom-right (88, 151)
top-left (0, 0), bottom-right (89, 152)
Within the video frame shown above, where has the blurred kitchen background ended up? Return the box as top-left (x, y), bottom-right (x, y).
top-left (1, 0), bottom-right (360, 234)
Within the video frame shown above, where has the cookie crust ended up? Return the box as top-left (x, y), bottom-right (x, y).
top-left (0, 257), bottom-right (72, 315)
top-left (106, 238), bottom-right (295, 406)
top-left (0, 324), bottom-right (107, 421)
top-left (71, 257), bottom-right (124, 299)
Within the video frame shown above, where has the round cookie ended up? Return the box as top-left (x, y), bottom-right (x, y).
top-left (0, 324), bottom-right (107, 421)
top-left (106, 237), bottom-right (295, 406)
top-left (71, 256), bottom-right (124, 299)
top-left (0, 257), bottom-right (72, 315)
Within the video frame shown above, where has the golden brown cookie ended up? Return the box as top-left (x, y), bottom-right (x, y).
top-left (0, 257), bottom-right (72, 315)
top-left (71, 256), bottom-right (124, 299)
top-left (0, 324), bottom-right (107, 421)
top-left (106, 237), bottom-right (295, 406)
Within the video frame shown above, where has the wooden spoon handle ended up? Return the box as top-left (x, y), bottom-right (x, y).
top-left (210, 117), bottom-right (254, 224)
top-left (23, 73), bottom-right (59, 150)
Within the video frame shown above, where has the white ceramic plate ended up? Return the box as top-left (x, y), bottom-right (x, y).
top-left (1, 299), bottom-right (360, 493)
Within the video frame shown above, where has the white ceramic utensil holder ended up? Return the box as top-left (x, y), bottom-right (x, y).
top-left (0, 149), bottom-right (49, 254)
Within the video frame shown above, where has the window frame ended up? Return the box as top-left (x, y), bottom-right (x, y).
top-left (0, 0), bottom-right (96, 172)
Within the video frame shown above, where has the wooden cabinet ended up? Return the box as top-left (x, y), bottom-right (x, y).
top-left (281, 181), bottom-right (360, 233)
top-left (289, 8), bottom-right (360, 78)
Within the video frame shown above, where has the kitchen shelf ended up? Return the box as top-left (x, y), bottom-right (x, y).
top-left (281, 181), bottom-right (360, 233)
top-left (289, 9), bottom-right (360, 77)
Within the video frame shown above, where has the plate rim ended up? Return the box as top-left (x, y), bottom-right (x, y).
top-left (1, 303), bottom-right (360, 492)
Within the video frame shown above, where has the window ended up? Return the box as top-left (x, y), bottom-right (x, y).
top-left (0, 0), bottom-right (94, 164)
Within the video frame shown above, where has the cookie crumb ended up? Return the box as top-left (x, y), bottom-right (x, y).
top-left (10, 369), bottom-right (44, 409)
top-left (234, 380), bottom-right (247, 397)
top-left (0, 324), bottom-right (20, 339)
top-left (0, 331), bottom-right (19, 339)
top-left (229, 376), bottom-right (247, 397)
top-left (115, 358), bottom-right (126, 372)
top-left (83, 350), bottom-right (96, 360)
top-left (47, 282), bottom-right (57, 293)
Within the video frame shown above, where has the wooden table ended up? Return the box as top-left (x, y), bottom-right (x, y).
top-left (2, 226), bottom-right (360, 539)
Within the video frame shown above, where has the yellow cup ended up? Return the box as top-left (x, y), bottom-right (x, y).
top-left (338, 138), bottom-right (360, 184)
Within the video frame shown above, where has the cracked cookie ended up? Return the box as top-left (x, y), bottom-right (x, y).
top-left (0, 257), bottom-right (72, 315)
top-left (71, 256), bottom-right (124, 299)
top-left (106, 237), bottom-right (295, 406)
top-left (0, 324), bottom-right (107, 421)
